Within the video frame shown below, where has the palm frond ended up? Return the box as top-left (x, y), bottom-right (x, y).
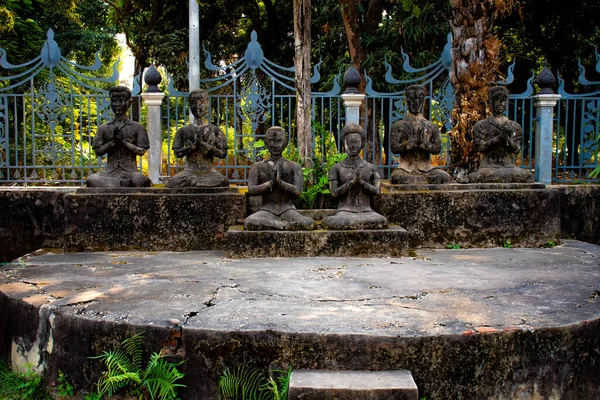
top-left (97, 371), bottom-right (141, 398)
top-left (143, 353), bottom-right (186, 400)
top-left (122, 331), bottom-right (145, 372)
top-left (218, 365), bottom-right (266, 400)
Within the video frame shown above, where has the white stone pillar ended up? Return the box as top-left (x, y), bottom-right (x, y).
top-left (189, 0), bottom-right (200, 125)
top-left (141, 92), bottom-right (165, 184)
top-left (533, 93), bottom-right (561, 184)
top-left (341, 93), bottom-right (365, 125)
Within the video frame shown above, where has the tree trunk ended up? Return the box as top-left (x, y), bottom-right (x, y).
top-left (339, 0), bottom-right (384, 165)
top-left (448, 0), bottom-right (517, 176)
top-left (294, 0), bottom-right (313, 169)
top-left (339, 0), bottom-right (368, 93)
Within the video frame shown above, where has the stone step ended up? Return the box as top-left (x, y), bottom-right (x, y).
top-left (288, 370), bottom-right (418, 400)
top-left (225, 225), bottom-right (409, 257)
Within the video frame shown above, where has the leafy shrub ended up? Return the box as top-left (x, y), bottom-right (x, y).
top-left (89, 331), bottom-right (185, 399)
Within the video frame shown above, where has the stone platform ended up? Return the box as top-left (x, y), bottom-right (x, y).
top-left (226, 225), bottom-right (409, 257)
top-left (1, 241), bottom-right (599, 399)
top-left (377, 182), bottom-right (561, 249)
top-left (63, 186), bottom-right (246, 252)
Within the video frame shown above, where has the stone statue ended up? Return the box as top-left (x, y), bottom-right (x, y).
top-left (322, 123), bottom-right (388, 230)
top-left (467, 86), bottom-right (534, 183)
top-left (166, 89), bottom-right (229, 187)
top-left (86, 86), bottom-right (151, 187)
top-left (244, 126), bottom-right (316, 231)
top-left (390, 85), bottom-right (453, 184)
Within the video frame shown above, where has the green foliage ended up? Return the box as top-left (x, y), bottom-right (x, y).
top-left (543, 240), bottom-right (557, 248)
top-left (446, 243), bottom-right (460, 250)
top-left (299, 123), bottom-right (346, 209)
top-left (90, 331), bottom-right (185, 400)
top-left (312, 0), bottom-right (451, 92)
top-left (590, 131), bottom-right (600, 178)
top-left (253, 139), bottom-right (271, 161)
top-left (218, 365), bottom-right (291, 400)
top-left (0, 0), bottom-right (118, 68)
top-left (502, 240), bottom-right (513, 249)
top-left (57, 370), bottom-right (74, 397)
top-left (0, 360), bottom-right (52, 400)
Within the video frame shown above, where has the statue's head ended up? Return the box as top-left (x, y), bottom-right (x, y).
top-left (405, 85), bottom-right (425, 115)
top-left (489, 86), bottom-right (508, 115)
top-left (189, 89), bottom-right (209, 119)
top-left (109, 86), bottom-right (132, 117)
top-left (265, 126), bottom-right (288, 157)
top-left (341, 123), bottom-right (365, 157)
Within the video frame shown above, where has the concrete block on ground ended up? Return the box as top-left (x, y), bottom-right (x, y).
top-left (225, 225), bottom-right (409, 257)
top-left (288, 370), bottom-right (418, 400)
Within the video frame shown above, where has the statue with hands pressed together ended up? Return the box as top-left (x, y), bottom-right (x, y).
top-left (166, 89), bottom-right (229, 187)
top-left (244, 126), bottom-right (316, 231)
top-left (467, 86), bottom-right (533, 183)
top-left (390, 84), bottom-right (453, 184)
top-left (86, 85), bottom-right (151, 187)
top-left (322, 123), bottom-right (388, 230)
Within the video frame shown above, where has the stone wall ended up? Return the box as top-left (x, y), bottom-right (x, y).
top-left (63, 188), bottom-right (246, 252)
top-left (375, 183), bottom-right (562, 248)
top-left (0, 188), bottom-right (74, 263)
top-left (550, 185), bottom-right (600, 245)
top-left (0, 185), bottom-right (598, 261)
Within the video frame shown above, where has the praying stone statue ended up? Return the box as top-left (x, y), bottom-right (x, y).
top-left (86, 86), bottom-right (151, 187)
top-left (322, 123), bottom-right (388, 230)
top-left (467, 86), bottom-right (534, 183)
top-left (390, 85), bottom-right (453, 184)
top-left (166, 89), bottom-right (229, 187)
top-left (244, 126), bottom-right (316, 231)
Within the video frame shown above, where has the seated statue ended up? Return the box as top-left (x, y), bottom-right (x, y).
top-left (166, 89), bottom-right (229, 187)
top-left (467, 86), bottom-right (534, 183)
top-left (86, 86), bottom-right (152, 187)
top-left (390, 84), bottom-right (453, 184)
top-left (244, 126), bottom-right (316, 231)
top-left (322, 123), bottom-right (388, 230)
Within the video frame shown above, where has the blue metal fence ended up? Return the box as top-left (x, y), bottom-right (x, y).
top-left (0, 29), bottom-right (598, 185)
top-left (554, 58), bottom-right (600, 182)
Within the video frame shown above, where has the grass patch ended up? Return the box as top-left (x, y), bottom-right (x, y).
top-left (0, 360), bottom-right (52, 400)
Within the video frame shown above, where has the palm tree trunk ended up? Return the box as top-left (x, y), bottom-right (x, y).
top-left (448, 0), bottom-right (517, 176)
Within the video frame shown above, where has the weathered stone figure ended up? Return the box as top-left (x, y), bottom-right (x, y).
top-left (86, 85), bottom-right (151, 187)
top-left (322, 123), bottom-right (388, 230)
top-left (244, 126), bottom-right (316, 231)
top-left (467, 86), bottom-right (534, 183)
top-left (166, 89), bottom-right (229, 187)
top-left (390, 85), bottom-right (453, 184)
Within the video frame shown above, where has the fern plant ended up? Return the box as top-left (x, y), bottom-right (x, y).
top-left (90, 331), bottom-right (185, 399)
top-left (218, 365), bottom-right (291, 400)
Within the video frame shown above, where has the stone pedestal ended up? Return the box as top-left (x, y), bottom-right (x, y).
top-left (225, 225), bottom-right (409, 257)
top-left (63, 187), bottom-right (245, 251)
top-left (377, 182), bottom-right (561, 248)
top-left (533, 90), bottom-right (561, 185)
top-left (140, 92), bottom-right (166, 184)
top-left (288, 370), bottom-right (418, 400)
top-left (341, 93), bottom-right (365, 125)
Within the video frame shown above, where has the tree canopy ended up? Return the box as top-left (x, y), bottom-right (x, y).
top-left (0, 0), bottom-right (119, 68)
top-left (2, 0), bottom-right (597, 92)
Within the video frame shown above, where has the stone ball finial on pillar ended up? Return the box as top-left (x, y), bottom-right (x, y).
top-left (343, 63), bottom-right (362, 94)
top-left (535, 65), bottom-right (556, 95)
top-left (144, 64), bottom-right (162, 93)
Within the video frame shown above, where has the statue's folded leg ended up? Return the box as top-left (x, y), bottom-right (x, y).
top-left (323, 211), bottom-right (387, 230)
top-left (244, 210), bottom-right (285, 231)
top-left (280, 209), bottom-right (316, 231)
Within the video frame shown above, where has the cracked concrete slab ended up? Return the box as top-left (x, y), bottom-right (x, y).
top-left (2, 241), bottom-right (599, 335)
top-left (1, 241), bottom-right (600, 399)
